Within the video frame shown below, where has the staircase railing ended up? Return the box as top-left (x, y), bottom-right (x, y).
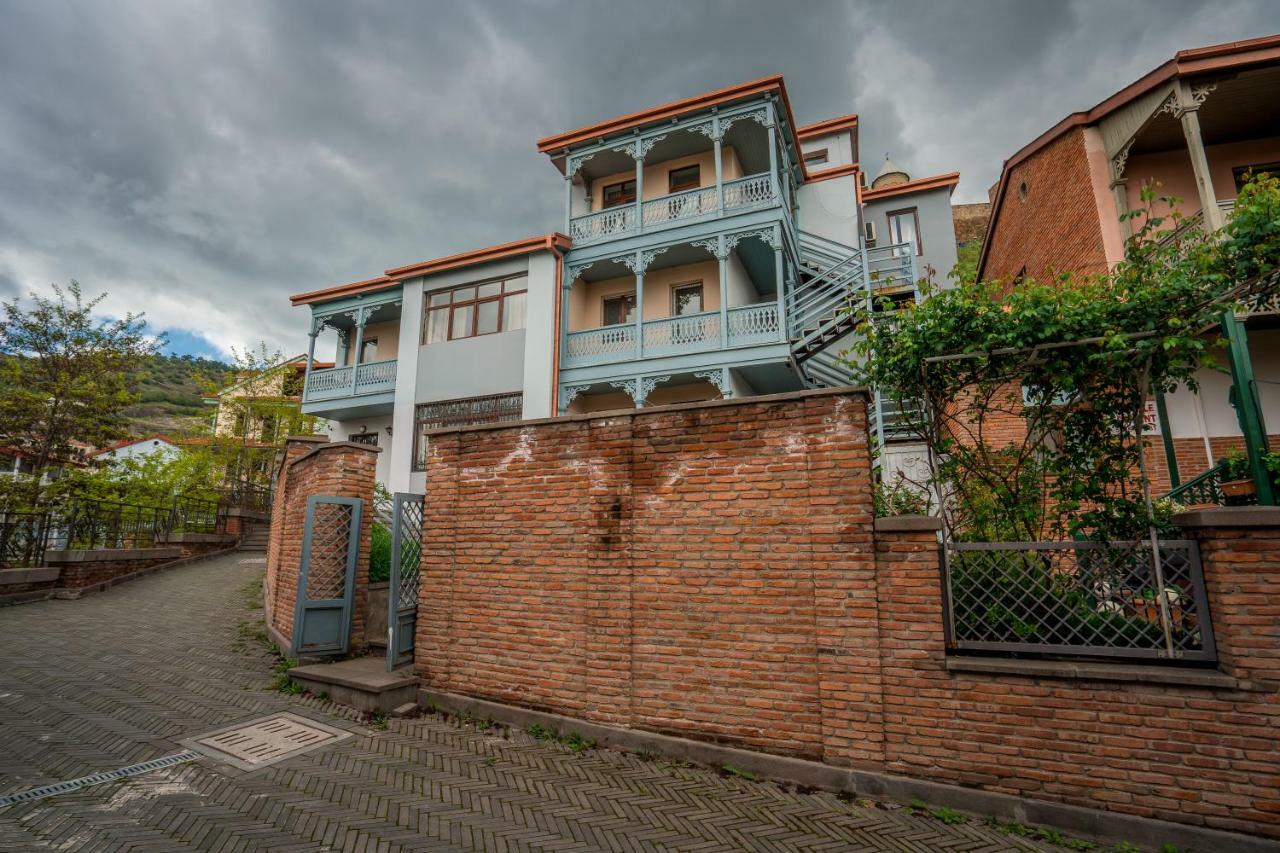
top-left (1165, 461), bottom-right (1228, 507)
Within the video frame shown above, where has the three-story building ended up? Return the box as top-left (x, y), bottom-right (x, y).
top-left (290, 75), bottom-right (962, 492)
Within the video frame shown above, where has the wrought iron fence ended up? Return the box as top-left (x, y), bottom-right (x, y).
top-left (943, 540), bottom-right (1215, 663)
top-left (1165, 462), bottom-right (1229, 507)
top-left (0, 511), bottom-right (50, 569)
top-left (45, 493), bottom-right (229, 551)
top-left (219, 481), bottom-right (272, 514)
top-left (169, 495), bottom-right (226, 535)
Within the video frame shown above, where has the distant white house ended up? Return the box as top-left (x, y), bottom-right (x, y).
top-left (91, 434), bottom-right (182, 465)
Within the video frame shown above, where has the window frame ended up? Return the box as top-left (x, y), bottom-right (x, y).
top-left (421, 275), bottom-right (529, 345)
top-left (668, 164), bottom-right (701, 193)
top-left (670, 281), bottom-right (705, 316)
top-left (602, 293), bottom-right (637, 327)
top-left (885, 207), bottom-right (924, 256)
top-left (601, 178), bottom-right (637, 209)
top-left (358, 337), bottom-right (379, 364)
top-left (802, 148), bottom-right (829, 167)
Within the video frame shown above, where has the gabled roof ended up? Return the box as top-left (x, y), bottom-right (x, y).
top-left (978, 33), bottom-right (1280, 280)
top-left (213, 354), bottom-right (309, 398)
top-left (862, 172), bottom-right (960, 203)
top-left (290, 234), bottom-right (570, 306)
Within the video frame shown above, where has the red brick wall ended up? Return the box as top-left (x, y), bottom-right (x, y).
top-left (417, 391), bottom-right (1280, 839)
top-left (877, 517), bottom-right (1280, 838)
top-left (418, 390), bottom-right (875, 756)
top-left (982, 128), bottom-right (1109, 284)
top-left (264, 438), bottom-right (377, 654)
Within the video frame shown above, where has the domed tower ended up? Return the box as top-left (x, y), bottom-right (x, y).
top-left (871, 153), bottom-right (910, 189)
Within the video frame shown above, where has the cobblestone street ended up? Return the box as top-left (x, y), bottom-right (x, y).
top-left (0, 553), bottom-right (1056, 852)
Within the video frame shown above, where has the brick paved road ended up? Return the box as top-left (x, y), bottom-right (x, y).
top-left (0, 553), bottom-right (1055, 852)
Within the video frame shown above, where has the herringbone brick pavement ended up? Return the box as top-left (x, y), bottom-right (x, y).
top-left (0, 553), bottom-right (1055, 851)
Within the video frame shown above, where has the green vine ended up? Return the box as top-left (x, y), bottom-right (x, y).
top-left (848, 175), bottom-right (1280, 540)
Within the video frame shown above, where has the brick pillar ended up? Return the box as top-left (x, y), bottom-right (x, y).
top-left (416, 431), bottom-right (459, 689)
top-left (873, 515), bottom-right (948, 781)
top-left (1174, 507), bottom-right (1280, 688)
top-left (264, 435), bottom-right (328, 651)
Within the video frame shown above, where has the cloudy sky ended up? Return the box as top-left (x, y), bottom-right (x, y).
top-left (1, 1), bottom-right (1275, 360)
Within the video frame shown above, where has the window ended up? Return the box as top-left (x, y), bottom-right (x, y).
top-left (412, 393), bottom-right (523, 470)
top-left (668, 164), bottom-right (700, 193)
top-left (422, 276), bottom-right (528, 344)
top-left (602, 179), bottom-right (636, 208)
top-left (672, 282), bottom-right (704, 315)
top-left (886, 208), bottom-right (923, 256)
top-left (348, 432), bottom-right (379, 447)
top-left (358, 337), bottom-right (378, 364)
top-left (603, 293), bottom-right (636, 326)
top-left (1233, 162), bottom-right (1280, 192)
top-left (802, 148), bottom-right (829, 166)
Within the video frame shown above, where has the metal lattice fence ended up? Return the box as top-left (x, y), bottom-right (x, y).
top-left (0, 511), bottom-right (50, 569)
top-left (943, 540), bottom-right (1215, 662)
top-left (305, 502), bottom-right (355, 600)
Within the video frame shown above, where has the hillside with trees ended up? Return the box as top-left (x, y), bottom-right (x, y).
top-left (123, 354), bottom-right (236, 437)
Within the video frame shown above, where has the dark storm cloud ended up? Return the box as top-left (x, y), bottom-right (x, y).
top-left (0, 0), bottom-right (1275, 355)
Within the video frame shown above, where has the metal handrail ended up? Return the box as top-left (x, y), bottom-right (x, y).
top-left (1165, 461), bottom-right (1228, 506)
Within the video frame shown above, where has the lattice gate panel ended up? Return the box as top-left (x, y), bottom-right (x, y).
top-left (387, 492), bottom-right (425, 670)
top-left (293, 496), bottom-right (363, 657)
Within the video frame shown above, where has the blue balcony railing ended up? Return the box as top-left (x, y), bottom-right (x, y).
top-left (569, 173), bottom-right (778, 246)
top-left (562, 302), bottom-right (781, 368)
top-left (304, 359), bottom-right (397, 402)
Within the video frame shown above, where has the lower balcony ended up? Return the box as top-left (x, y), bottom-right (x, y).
top-left (564, 303), bottom-right (781, 367)
top-left (302, 359), bottom-right (397, 419)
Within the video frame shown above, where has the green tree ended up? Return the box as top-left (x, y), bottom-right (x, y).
top-left (0, 282), bottom-right (161, 507)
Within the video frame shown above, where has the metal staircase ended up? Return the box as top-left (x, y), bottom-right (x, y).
top-left (788, 229), bottom-right (922, 456)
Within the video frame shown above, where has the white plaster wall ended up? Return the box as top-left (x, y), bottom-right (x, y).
top-left (796, 174), bottom-right (861, 246)
top-left (1161, 328), bottom-right (1280, 441)
top-left (800, 131), bottom-right (854, 168)
top-left (329, 414), bottom-right (393, 487)
top-left (522, 251), bottom-right (558, 419)
top-left (388, 278), bottom-right (424, 494)
top-left (97, 440), bottom-right (181, 464)
top-left (728, 368), bottom-right (756, 398)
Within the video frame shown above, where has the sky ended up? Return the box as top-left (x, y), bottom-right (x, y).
top-left (1, 1), bottom-right (1276, 361)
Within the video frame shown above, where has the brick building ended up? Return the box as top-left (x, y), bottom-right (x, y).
top-left (976, 35), bottom-right (1280, 496)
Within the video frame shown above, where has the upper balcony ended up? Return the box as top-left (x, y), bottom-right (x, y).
top-left (557, 99), bottom-right (798, 254)
top-left (301, 287), bottom-right (402, 420)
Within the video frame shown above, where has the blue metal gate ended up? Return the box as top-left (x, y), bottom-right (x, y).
top-left (386, 492), bottom-right (424, 670)
top-left (292, 495), bottom-right (363, 657)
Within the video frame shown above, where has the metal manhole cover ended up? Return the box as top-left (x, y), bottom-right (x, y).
top-left (182, 712), bottom-right (351, 771)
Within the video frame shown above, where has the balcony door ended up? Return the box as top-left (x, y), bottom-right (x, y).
top-left (670, 282), bottom-right (708, 346)
top-left (603, 294), bottom-right (636, 327)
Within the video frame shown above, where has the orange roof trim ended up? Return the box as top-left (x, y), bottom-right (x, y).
top-left (805, 163), bottom-right (861, 184)
top-left (862, 172), bottom-right (960, 202)
top-left (797, 113), bottom-right (858, 140)
top-left (536, 75), bottom-right (796, 154)
top-left (384, 233), bottom-right (570, 280)
top-left (289, 275), bottom-right (395, 307)
top-left (289, 234), bottom-right (570, 306)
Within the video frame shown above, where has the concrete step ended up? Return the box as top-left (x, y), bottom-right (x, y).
top-left (288, 656), bottom-right (419, 714)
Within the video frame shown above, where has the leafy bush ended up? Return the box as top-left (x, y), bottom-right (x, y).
top-left (369, 521), bottom-right (391, 582)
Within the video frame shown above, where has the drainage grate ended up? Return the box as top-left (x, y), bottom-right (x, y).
top-left (183, 712), bottom-right (351, 771)
top-left (0, 751), bottom-right (202, 808)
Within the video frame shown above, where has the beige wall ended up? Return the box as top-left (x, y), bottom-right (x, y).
top-left (1124, 136), bottom-right (1280, 221)
top-left (569, 378), bottom-right (722, 414)
top-left (569, 260), bottom-right (721, 330)
top-left (589, 146), bottom-right (744, 208)
top-left (342, 319), bottom-right (400, 364)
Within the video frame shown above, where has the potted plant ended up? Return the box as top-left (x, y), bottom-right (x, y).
top-left (1220, 448), bottom-right (1255, 504)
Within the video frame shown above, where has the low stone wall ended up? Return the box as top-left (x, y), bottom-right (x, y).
top-left (264, 437), bottom-right (378, 656)
top-left (415, 388), bottom-right (1280, 841)
top-left (45, 539), bottom-right (235, 594)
